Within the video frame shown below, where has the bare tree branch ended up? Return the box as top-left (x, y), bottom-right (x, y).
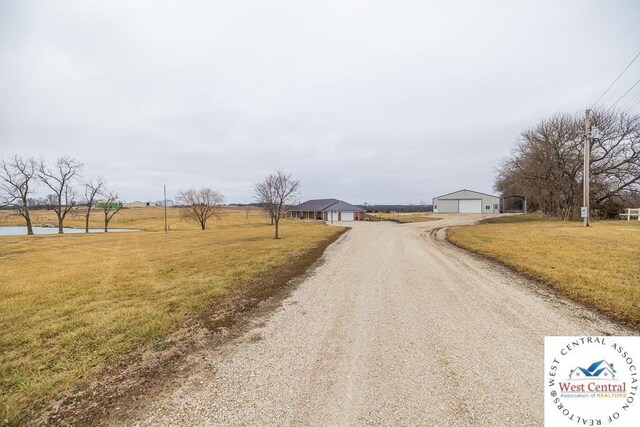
top-left (176, 188), bottom-right (224, 230)
top-left (255, 170), bottom-right (300, 239)
top-left (100, 191), bottom-right (123, 232)
top-left (38, 156), bottom-right (83, 233)
top-left (0, 155), bottom-right (37, 235)
top-left (84, 177), bottom-right (104, 233)
top-left (254, 178), bottom-right (276, 225)
top-left (496, 108), bottom-right (640, 219)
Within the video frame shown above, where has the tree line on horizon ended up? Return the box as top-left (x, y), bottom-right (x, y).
top-left (496, 108), bottom-right (640, 219)
top-left (1, 154), bottom-right (300, 239)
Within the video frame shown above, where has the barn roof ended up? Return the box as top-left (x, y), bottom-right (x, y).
top-left (290, 199), bottom-right (364, 212)
top-left (433, 189), bottom-right (499, 199)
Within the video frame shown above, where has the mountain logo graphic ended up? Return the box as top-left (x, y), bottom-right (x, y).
top-left (568, 360), bottom-right (616, 380)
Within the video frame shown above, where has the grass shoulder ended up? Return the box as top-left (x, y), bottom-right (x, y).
top-left (447, 218), bottom-right (640, 329)
top-left (478, 213), bottom-right (552, 224)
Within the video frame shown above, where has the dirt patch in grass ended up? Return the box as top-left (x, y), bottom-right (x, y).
top-left (447, 220), bottom-right (640, 330)
top-left (28, 227), bottom-right (348, 426)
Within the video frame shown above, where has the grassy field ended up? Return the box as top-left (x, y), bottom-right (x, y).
top-left (369, 212), bottom-right (442, 223)
top-left (448, 216), bottom-right (640, 328)
top-left (0, 204), bottom-right (234, 232)
top-left (0, 207), bottom-right (342, 425)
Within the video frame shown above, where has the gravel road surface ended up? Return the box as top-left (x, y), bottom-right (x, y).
top-left (121, 215), bottom-right (633, 426)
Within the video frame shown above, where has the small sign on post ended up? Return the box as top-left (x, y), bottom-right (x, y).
top-left (580, 206), bottom-right (588, 218)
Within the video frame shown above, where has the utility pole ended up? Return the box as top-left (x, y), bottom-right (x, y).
top-left (164, 184), bottom-right (168, 233)
top-left (583, 109), bottom-right (591, 227)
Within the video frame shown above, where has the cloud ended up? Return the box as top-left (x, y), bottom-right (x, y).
top-left (1, 0), bottom-right (639, 203)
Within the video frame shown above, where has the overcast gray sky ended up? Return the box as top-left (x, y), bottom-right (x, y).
top-left (1, 1), bottom-right (639, 204)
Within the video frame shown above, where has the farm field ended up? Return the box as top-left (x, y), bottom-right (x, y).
top-left (0, 207), bottom-right (343, 425)
top-left (447, 216), bottom-right (640, 328)
top-left (0, 204), bottom-right (228, 232)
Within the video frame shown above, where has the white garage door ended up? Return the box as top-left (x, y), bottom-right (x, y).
top-left (459, 199), bottom-right (482, 213)
top-left (340, 211), bottom-right (354, 221)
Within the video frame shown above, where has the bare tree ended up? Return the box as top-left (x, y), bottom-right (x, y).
top-left (496, 108), bottom-right (640, 219)
top-left (101, 191), bottom-right (123, 232)
top-left (589, 109), bottom-right (640, 205)
top-left (0, 156), bottom-right (37, 235)
top-left (255, 170), bottom-right (300, 239)
top-left (254, 177), bottom-right (276, 224)
top-left (84, 177), bottom-right (104, 233)
top-left (176, 188), bottom-right (224, 230)
top-left (38, 156), bottom-right (83, 233)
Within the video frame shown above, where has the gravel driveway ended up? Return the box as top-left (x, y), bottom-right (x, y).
top-left (121, 215), bottom-right (632, 426)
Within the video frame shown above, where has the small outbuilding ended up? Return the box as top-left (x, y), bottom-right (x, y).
top-left (123, 200), bottom-right (154, 208)
top-left (287, 199), bottom-right (365, 221)
top-left (433, 189), bottom-right (501, 214)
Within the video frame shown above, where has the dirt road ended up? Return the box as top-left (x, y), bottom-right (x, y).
top-left (121, 215), bottom-right (632, 426)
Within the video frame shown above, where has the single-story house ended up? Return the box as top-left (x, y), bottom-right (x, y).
top-left (287, 199), bottom-right (365, 221)
top-left (433, 189), bottom-right (501, 214)
top-left (123, 200), bottom-right (154, 208)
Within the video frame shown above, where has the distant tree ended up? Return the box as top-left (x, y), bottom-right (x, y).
top-left (100, 191), bottom-right (123, 232)
top-left (27, 196), bottom-right (49, 210)
top-left (419, 200), bottom-right (433, 212)
top-left (176, 187), bottom-right (224, 230)
top-left (38, 156), bottom-right (83, 233)
top-left (255, 170), bottom-right (300, 239)
top-left (0, 156), bottom-right (38, 235)
top-left (84, 177), bottom-right (104, 233)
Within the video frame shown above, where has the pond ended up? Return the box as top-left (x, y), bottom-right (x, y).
top-left (0, 226), bottom-right (139, 236)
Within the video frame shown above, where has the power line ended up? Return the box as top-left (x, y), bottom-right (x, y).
top-left (606, 76), bottom-right (640, 112)
top-left (591, 48), bottom-right (640, 109)
top-left (621, 87), bottom-right (640, 107)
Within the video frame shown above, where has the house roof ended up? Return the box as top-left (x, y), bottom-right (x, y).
top-left (433, 189), bottom-right (500, 200)
top-left (291, 199), bottom-right (339, 211)
top-left (325, 200), bottom-right (365, 212)
top-left (290, 199), bottom-right (364, 212)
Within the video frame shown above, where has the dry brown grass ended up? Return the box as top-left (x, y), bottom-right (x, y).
top-left (448, 218), bottom-right (640, 328)
top-left (370, 212), bottom-right (442, 223)
top-left (0, 204), bottom-right (247, 232)
top-left (0, 207), bottom-right (341, 425)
